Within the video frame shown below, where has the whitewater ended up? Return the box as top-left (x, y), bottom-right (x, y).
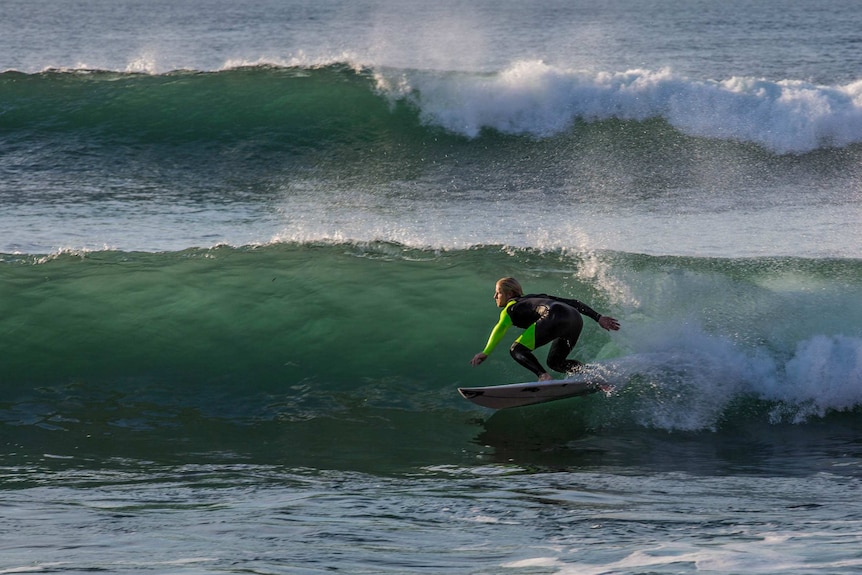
top-left (2, 1), bottom-right (862, 574)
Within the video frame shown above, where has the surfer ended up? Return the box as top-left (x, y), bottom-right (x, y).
top-left (470, 277), bottom-right (620, 381)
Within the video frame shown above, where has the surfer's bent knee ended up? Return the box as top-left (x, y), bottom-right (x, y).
top-left (510, 342), bottom-right (546, 377)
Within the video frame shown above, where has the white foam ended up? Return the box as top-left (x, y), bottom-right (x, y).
top-left (765, 334), bottom-right (862, 421)
top-left (605, 321), bottom-right (862, 430)
top-left (376, 61), bottom-right (862, 153)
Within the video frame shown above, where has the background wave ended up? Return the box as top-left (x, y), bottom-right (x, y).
top-left (5, 64), bottom-right (861, 259)
top-left (4, 63), bottom-right (862, 154)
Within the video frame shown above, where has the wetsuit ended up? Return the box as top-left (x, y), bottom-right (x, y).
top-left (481, 294), bottom-right (603, 377)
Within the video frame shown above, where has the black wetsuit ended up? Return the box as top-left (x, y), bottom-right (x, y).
top-left (482, 294), bottom-right (602, 377)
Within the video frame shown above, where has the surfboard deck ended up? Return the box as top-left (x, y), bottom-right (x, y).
top-left (458, 376), bottom-right (605, 410)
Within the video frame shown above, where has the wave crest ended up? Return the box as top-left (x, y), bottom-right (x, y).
top-left (378, 60), bottom-right (862, 153)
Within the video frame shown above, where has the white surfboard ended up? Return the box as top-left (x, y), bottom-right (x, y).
top-left (458, 375), bottom-right (606, 410)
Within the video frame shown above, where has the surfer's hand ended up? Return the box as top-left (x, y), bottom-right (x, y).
top-left (599, 316), bottom-right (620, 331)
top-left (470, 353), bottom-right (487, 367)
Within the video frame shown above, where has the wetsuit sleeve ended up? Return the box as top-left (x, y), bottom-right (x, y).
top-left (554, 296), bottom-right (602, 322)
top-left (481, 303), bottom-right (514, 355)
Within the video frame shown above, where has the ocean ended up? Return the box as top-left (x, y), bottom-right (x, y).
top-left (2, 0), bottom-right (862, 573)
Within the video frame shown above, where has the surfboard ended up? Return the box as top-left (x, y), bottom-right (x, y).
top-left (458, 376), bottom-right (605, 410)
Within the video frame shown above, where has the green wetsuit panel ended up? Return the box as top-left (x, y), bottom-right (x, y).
top-left (515, 324), bottom-right (537, 350)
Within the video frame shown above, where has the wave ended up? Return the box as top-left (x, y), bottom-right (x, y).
top-left (2, 243), bottom-right (861, 440)
top-left (3, 62), bottom-right (862, 154)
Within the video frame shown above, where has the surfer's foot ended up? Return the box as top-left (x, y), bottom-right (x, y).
top-left (538, 373), bottom-right (553, 382)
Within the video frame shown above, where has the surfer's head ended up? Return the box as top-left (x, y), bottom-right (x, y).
top-left (494, 277), bottom-right (523, 307)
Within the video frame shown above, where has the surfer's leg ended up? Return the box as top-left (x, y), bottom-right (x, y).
top-left (509, 342), bottom-right (548, 378)
top-left (546, 339), bottom-right (584, 373)
top-left (510, 303), bottom-right (583, 378)
top-left (544, 310), bottom-right (584, 374)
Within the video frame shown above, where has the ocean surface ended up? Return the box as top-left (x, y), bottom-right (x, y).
top-left (2, 1), bottom-right (862, 573)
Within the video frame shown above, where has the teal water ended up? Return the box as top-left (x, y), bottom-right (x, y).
top-left (3, 245), bottom-right (861, 460)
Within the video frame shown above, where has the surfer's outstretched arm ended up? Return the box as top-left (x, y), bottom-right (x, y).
top-left (470, 302), bottom-right (514, 367)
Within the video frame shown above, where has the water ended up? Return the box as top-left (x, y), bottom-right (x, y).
top-left (2, 1), bottom-right (862, 573)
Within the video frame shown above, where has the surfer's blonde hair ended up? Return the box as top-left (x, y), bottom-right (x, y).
top-left (496, 277), bottom-right (523, 298)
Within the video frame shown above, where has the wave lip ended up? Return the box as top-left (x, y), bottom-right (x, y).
top-left (378, 60), bottom-right (862, 153)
